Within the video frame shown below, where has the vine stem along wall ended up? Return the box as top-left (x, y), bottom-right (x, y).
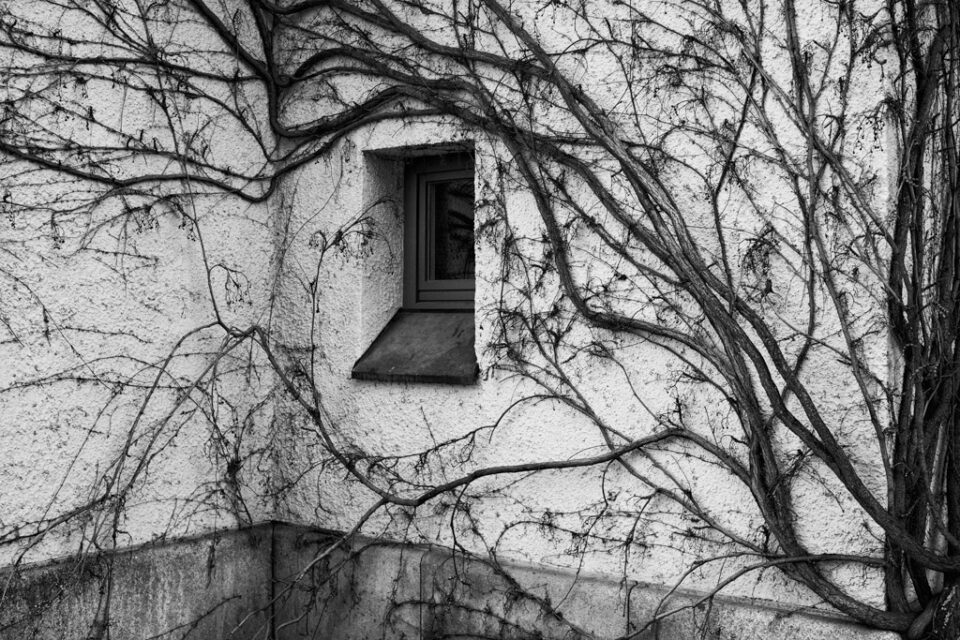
top-left (0, 0), bottom-right (957, 638)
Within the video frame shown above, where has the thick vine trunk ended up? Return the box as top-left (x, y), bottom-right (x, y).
top-left (929, 584), bottom-right (960, 639)
top-left (908, 582), bottom-right (960, 639)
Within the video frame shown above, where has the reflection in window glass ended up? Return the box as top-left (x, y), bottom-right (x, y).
top-left (429, 178), bottom-right (475, 280)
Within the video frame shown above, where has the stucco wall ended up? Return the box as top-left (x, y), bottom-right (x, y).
top-left (0, 0), bottom-right (913, 637)
top-left (271, 129), bottom-right (890, 608)
top-left (0, 0), bottom-right (279, 565)
top-left (266, 0), bottom-right (898, 617)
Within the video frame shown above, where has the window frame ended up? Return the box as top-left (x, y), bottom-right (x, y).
top-left (403, 153), bottom-right (476, 310)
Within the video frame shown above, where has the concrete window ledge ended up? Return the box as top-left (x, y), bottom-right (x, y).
top-left (351, 310), bottom-right (477, 385)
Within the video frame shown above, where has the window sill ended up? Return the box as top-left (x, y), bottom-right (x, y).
top-left (351, 310), bottom-right (477, 385)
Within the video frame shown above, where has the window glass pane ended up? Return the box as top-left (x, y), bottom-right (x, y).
top-left (430, 178), bottom-right (475, 280)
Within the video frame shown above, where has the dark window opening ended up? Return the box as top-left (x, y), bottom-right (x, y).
top-left (405, 154), bottom-right (475, 309)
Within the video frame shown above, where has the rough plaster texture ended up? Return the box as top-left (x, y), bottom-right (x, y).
top-left (0, 0), bottom-right (278, 565)
top-left (0, 199), bottom-right (277, 563)
top-left (0, 0), bottom-right (915, 637)
top-left (274, 119), bottom-right (892, 600)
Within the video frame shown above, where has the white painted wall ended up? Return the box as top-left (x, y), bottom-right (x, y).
top-left (265, 0), bottom-right (900, 619)
top-left (0, 0), bottom-right (279, 565)
top-left (0, 0), bottom-right (904, 633)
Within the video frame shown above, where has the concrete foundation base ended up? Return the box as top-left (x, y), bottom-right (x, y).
top-left (0, 526), bottom-right (272, 640)
top-left (0, 523), bottom-right (900, 640)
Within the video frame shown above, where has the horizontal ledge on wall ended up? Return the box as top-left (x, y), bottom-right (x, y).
top-left (351, 310), bottom-right (478, 385)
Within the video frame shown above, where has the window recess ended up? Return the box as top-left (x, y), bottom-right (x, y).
top-left (351, 151), bottom-right (478, 385)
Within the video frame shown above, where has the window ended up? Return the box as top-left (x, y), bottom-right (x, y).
top-left (351, 152), bottom-right (478, 384)
top-left (404, 154), bottom-right (475, 308)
